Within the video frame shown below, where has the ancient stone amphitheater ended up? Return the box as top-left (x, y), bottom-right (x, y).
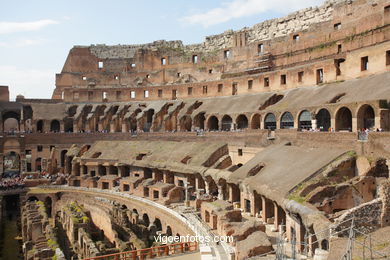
top-left (1, 0), bottom-right (390, 259)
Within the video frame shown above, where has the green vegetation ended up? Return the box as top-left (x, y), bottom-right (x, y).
top-left (288, 194), bottom-right (306, 204)
top-left (347, 150), bottom-right (357, 158)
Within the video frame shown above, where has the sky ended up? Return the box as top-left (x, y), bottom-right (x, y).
top-left (0, 0), bottom-right (324, 100)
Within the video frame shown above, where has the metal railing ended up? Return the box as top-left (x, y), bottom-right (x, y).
top-left (81, 241), bottom-right (198, 260)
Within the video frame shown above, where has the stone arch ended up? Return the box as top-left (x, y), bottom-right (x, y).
top-left (142, 213), bottom-right (150, 227)
top-left (207, 116), bottom-right (219, 131)
top-left (143, 109), bottom-right (154, 132)
top-left (280, 112), bottom-right (294, 129)
top-left (236, 114), bottom-right (248, 130)
top-left (298, 110), bottom-right (312, 130)
top-left (3, 111), bottom-right (20, 132)
top-left (316, 108), bottom-right (331, 131)
top-left (50, 119), bottom-right (60, 132)
top-left (357, 104), bottom-right (375, 130)
top-left (166, 225), bottom-right (173, 236)
top-left (264, 113), bottom-right (276, 130)
top-left (193, 113), bottom-right (206, 130)
top-left (321, 239), bottom-right (329, 250)
top-left (205, 176), bottom-right (218, 196)
top-left (335, 107), bottom-right (352, 131)
top-left (37, 120), bottom-right (44, 132)
top-left (221, 115), bottom-right (233, 131)
top-left (250, 113), bottom-right (261, 129)
top-left (179, 115), bottom-right (192, 131)
top-left (153, 218), bottom-right (162, 231)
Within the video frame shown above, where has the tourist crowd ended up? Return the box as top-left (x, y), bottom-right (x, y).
top-left (0, 177), bottom-right (25, 190)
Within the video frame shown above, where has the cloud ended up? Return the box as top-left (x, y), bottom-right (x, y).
top-left (181, 0), bottom-right (324, 27)
top-left (0, 19), bottom-right (59, 34)
top-left (0, 38), bottom-right (47, 48)
top-left (0, 65), bottom-right (55, 100)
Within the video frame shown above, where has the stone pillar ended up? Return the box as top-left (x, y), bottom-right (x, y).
top-left (276, 118), bottom-right (281, 129)
top-left (352, 117), bottom-right (357, 132)
top-left (121, 123), bottom-right (128, 133)
top-left (110, 122), bottom-right (116, 133)
top-left (73, 122), bottom-right (79, 133)
top-left (330, 118), bottom-right (336, 131)
top-left (118, 166), bottom-right (125, 177)
top-left (80, 164), bottom-right (86, 175)
top-left (311, 119), bottom-right (317, 130)
top-left (217, 185), bottom-right (223, 200)
top-left (98, 122), bottom-right (104, 132)
top-left (205, 182), bottom-right (210, 195)
top-left (262, 197), bottom-right (274, 223)
top-left (274, 202), bottom-right (280, 231)
top-left (260, 119), bottom-right (264, 130)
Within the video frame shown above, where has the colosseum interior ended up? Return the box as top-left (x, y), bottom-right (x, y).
top-left (1, 0), bottom-right (390, 259)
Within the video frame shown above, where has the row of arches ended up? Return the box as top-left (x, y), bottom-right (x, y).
top-left (2, 104), bottom-right (377, 133)
top-left (188, 104), bottom-right (376, 132)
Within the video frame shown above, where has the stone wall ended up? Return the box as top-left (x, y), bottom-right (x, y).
top-left (333, 198), bottom-right (383, 235)
top-left (87, 0), bottom-right (344, 57)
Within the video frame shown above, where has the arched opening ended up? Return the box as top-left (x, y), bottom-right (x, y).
top-left (180, 116), bottom-right (192, 131)
top-left (3, 118), bottom-right (19, 132)
top-left (129, 118), bottom-right (137, 132)
top-left (207, 116), bottom-right (219, 131)
top-left (60, 150), bottom-right (67, 167)
top-left (142, 213), bottom-right (150, 227)
top-left (336, 107), bottom-right (352, 131)
top-left (251, 114), bottom-right (261, 129)
top-left (236, 114), bottom-right (248, 130)
top-left (27, 196), bottom-right (39, 202)
top-left (280, 112), bottom-right (294, 129)
top-left (298, 110), bottom-right (312, 130)
top-left (321, 239), bottom-right (329, 250)
top-left (3, 151), bottom-right (20, 178)
top-left (37, 120), bottom-right (44, 132)
top-left (357, 104), bottom-right (375, 130)
top-left (316, 109), bottom-right (331, 131)
top-left (3, 111), bottom-right (20, 133)
top-left (44, 197), bottom-right (52, 218)
top-left (35, 157), bottom-right (42, 172)
top-left (98, 165), bottom-right (106, 176)
top-left (153, 218), bottom-right (162, 232)
top-left (193, 113), bottom-right (206, 130)
top-left (64, 118), bottom-right (73, 132)
top-left (221, 115), bottom-right (232, 131)
top-left (264, 113), bottom-right (276, 130)
top-left (166, 226), bottom-right (173, 236)
top-left (50, 120), bottom-right (60, 132)
top-left (143, 109), bottom-right (154, 132)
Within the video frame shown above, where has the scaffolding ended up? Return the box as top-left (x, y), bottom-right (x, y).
top-left (271, 217), bottom-right (390, 260)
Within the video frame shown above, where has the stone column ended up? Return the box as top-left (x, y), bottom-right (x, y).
top-left (352, 117), bottom-right (357, 132)
top-left (73, 122), bottom-right (79, 133)
top-left (121, 123), bottom-right (128, 133)
top-left (262, 197), bottom-right (274, 223)
top-left (330, 118), bottom-right (336, 131)
top-left (205, 182), bottom-right (210, 195)
top-left (80, 164), bottom-right (86, 175)
top-left (110, 122), bottom-right (116, 133)
top-left (311, 119), bottom-right (317, 130)
top-left (217, 185), bottom-right (223, 200)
